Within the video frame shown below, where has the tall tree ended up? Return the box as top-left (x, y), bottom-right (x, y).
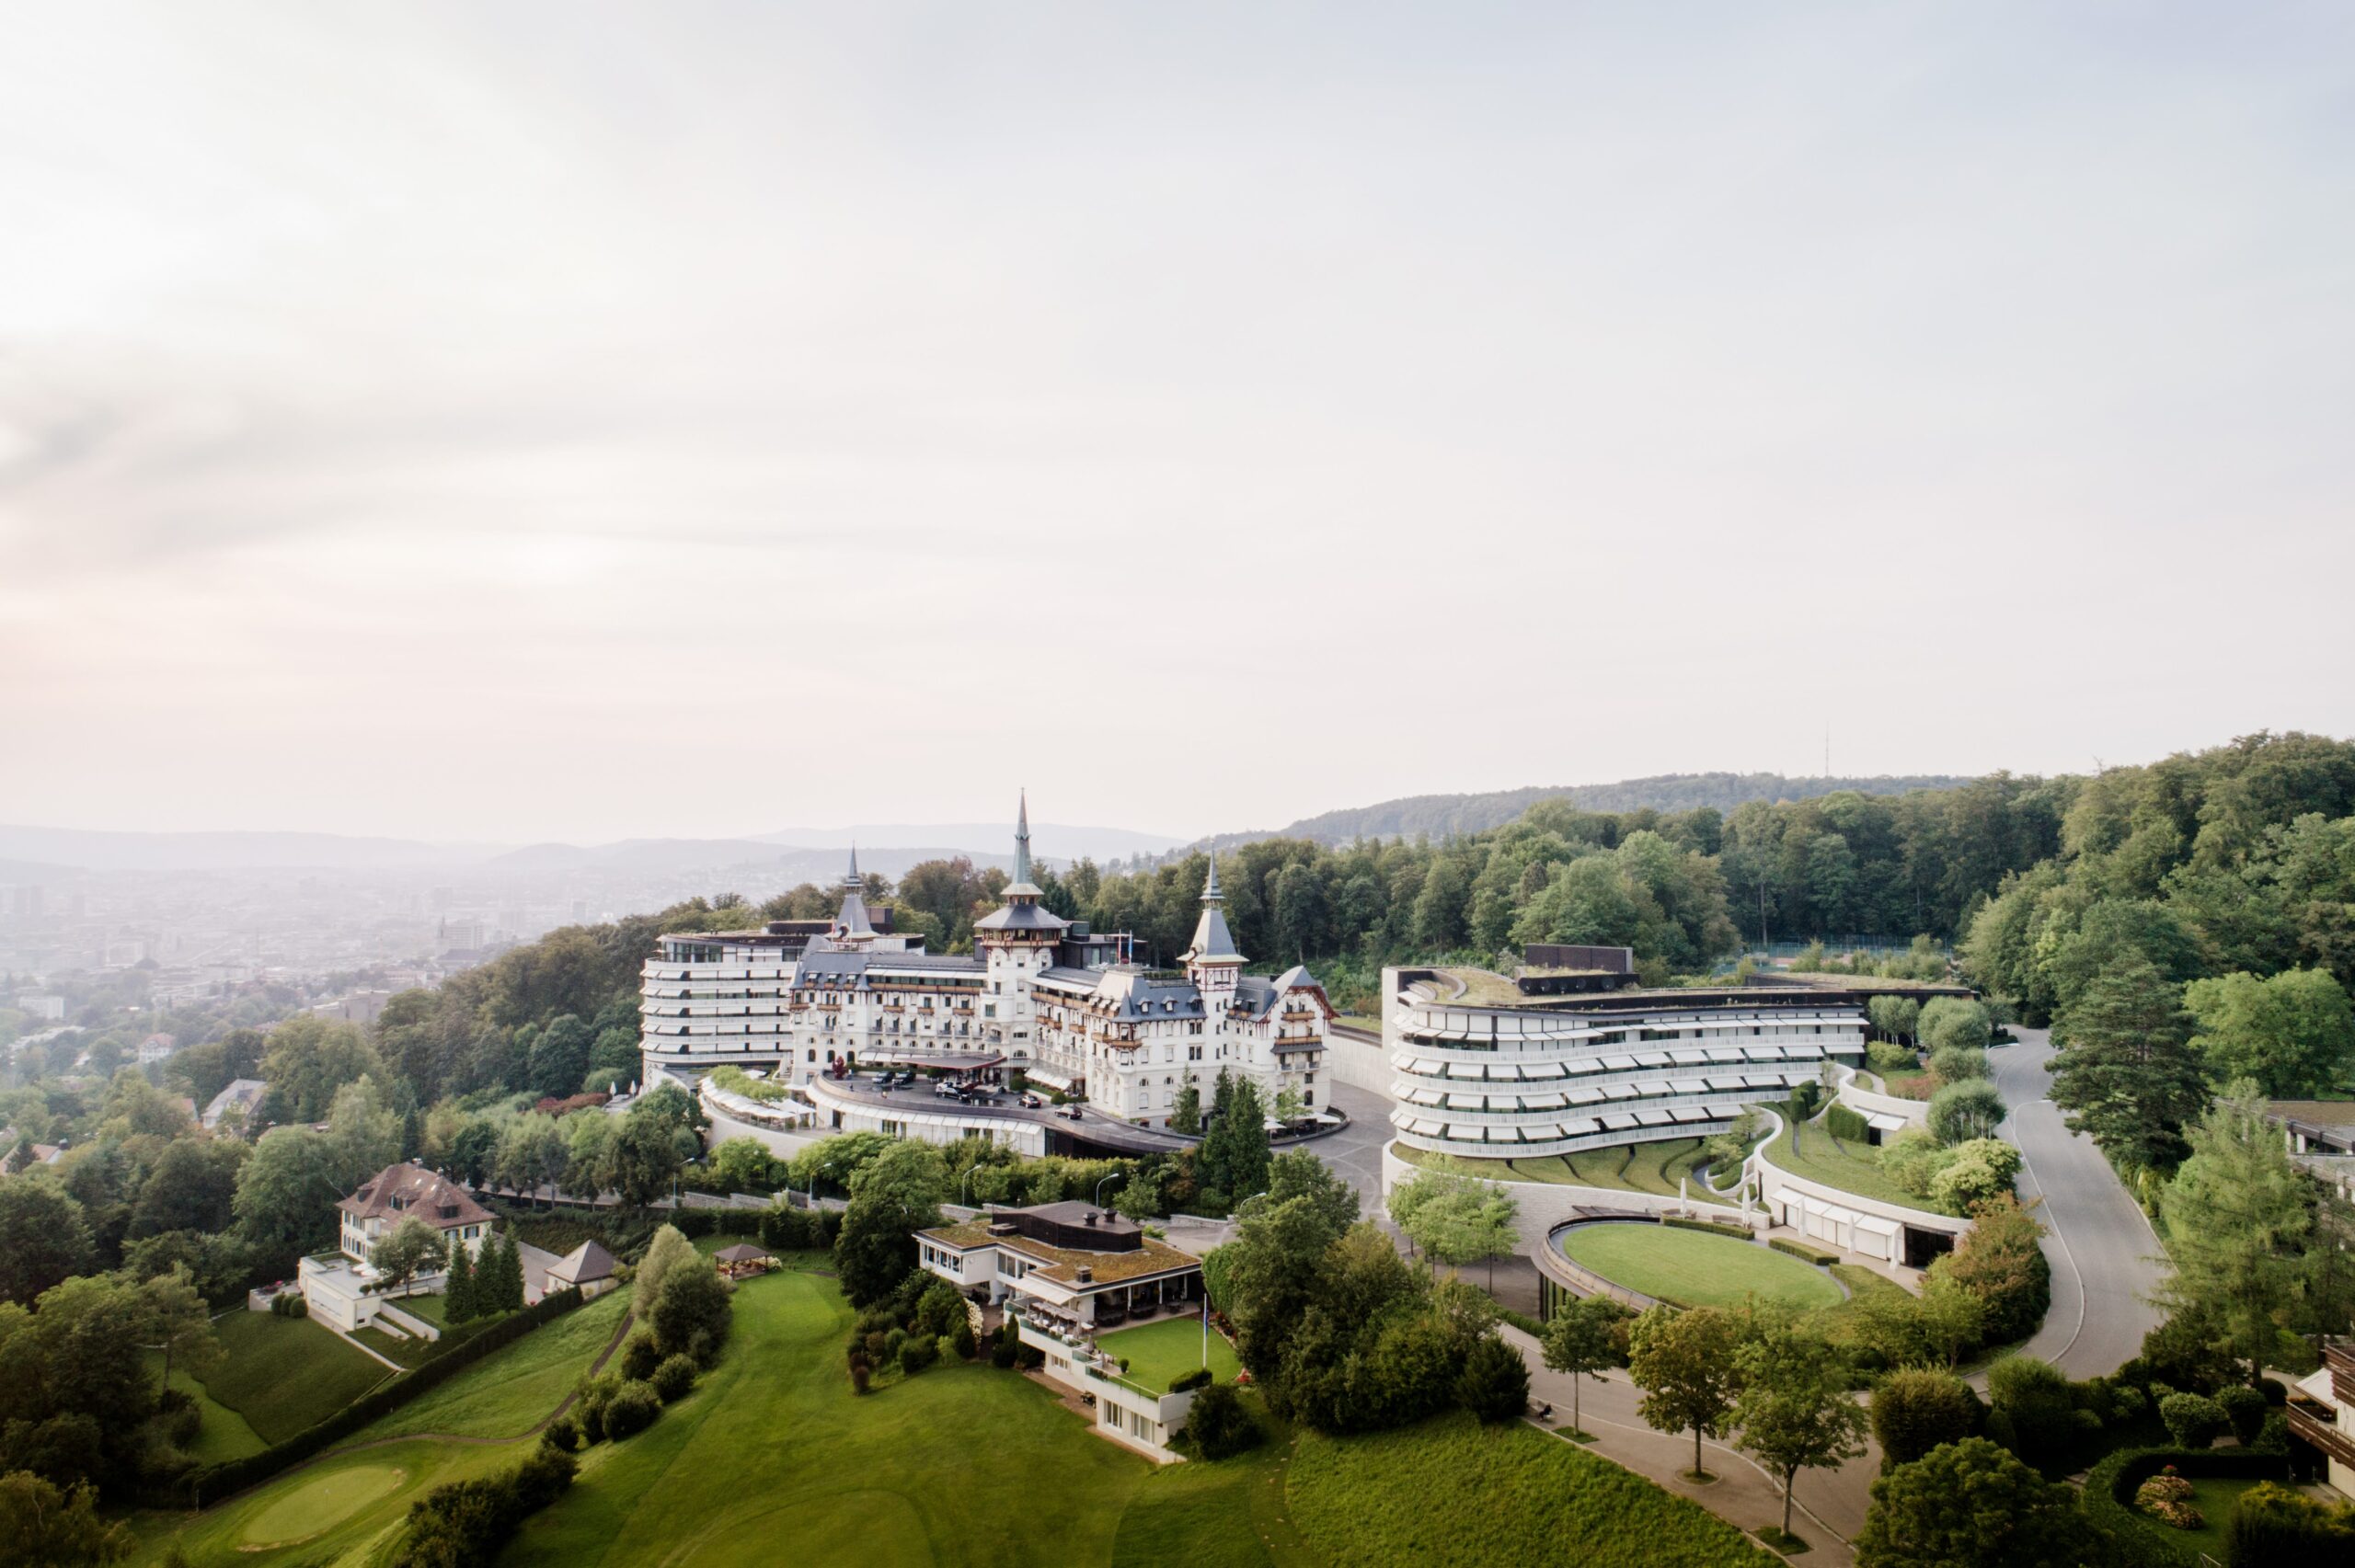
top-left (2185, 967), bottom-right (2355, 1097)
top-left (1539, 1294), bottom-right (1619, 1438)
top-left (834, 1140), bottom-right (948, 1307)
top-left (1626, 1304), bottom-right (1746, 1482)
top-left (2048, 956), bottom-right (2208, 1172)
top-left (0, 1178), bottom-right (96, 1305)
top-left (2156, 1083), bottom-right (2312, 1383)
top-left (369, 1216), bottom-right (446, 1297)
top-left (1733, 1324), bottom-right (1869, 1541)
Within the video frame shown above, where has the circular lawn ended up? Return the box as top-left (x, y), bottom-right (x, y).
top-left (1557, 1223), bottom-right (1843, 1310)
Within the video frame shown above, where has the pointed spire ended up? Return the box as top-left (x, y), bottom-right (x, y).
top-left (1184, 852), bottom-right (1241, 964)
top-left (844, 842), bottom-right (861, 887)
top-left (1014, 790), bottom-right (1032, 889)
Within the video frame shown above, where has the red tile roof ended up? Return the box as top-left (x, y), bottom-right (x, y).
top-left (337, 1162), bottom-right (494, 1230)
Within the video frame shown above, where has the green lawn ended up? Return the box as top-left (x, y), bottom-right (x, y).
top-left (140, 1260), bottom-right (1791, 1568)
top-left (1096, 1314), bottom-right (1242, 1395)
top-left (196, 1310), bottom-right (394, 1444)
top-left (1411, 1139), bottom-right (1717, 1197)
top-left (1557, 1224), bottom-right (1844, 1311)
top-left (1289, 1412), bottom-right (1776, 1567)
top-left (392, 1292), bottom-right (449, 1326)
top-left (363, 1287), bottom-right (633, 1441)
top-left (149, 1352), bottom-right (266, 1466)
top-left (1764, 1123), bottom-right (1960, 1215)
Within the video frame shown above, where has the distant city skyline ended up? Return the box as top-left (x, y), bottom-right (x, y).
top-left (4, 3), bottom-right (2350, 843)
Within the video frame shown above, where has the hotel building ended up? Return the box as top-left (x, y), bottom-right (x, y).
top-left (639, 798), bottom-right (1332, 1128)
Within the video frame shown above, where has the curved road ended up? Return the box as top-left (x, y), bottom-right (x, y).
top-left (1986, 1027), bottom-right (2169, 1377)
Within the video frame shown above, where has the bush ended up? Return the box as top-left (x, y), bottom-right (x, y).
top-left (1170, 1367), bottom-right (1214, 1393)
top-left (2217, 1384), bottom-right (2268, 1445)
top-left (541, 1414), bottom-right (580, 1453)
top-left (2159, 1391), bottom-right (2227, 1450)
top-left (936, 1333), bottom-right (959, 1366)
top-left (2109, 1383), bottom-right (2147, 1420)
top-left (619, 1331), bottom-right (662, 1382)
top-left (390, 1447), bottom-right (577, 1568)
top-left (1925, 1079), bottom-right (2005, 1145)
top-left (2131, 1310), bottom-right (2236, 1396)
top-left (1870, 1368), bottom-right (1982, 1471)
top-left (1989, 1356), bottom-right (2075, 1462)
top-left (603, 1380), bottom-right (661, 1439)
top-left (1769, 1237), bottom-right (1837, 1265)
top-left (2259, 1375), bottom-right (2287, 1405)
top-left (2226, 1481), bottom-right (2355, 1557)
top-left (1823, 1104), bottom-right (1872, 1143)
top-left (990, 1321), bottom-right (1018, 1370)
top-left (650, 1354), bottom-right (697, 1404)
top-left (1182, 1382), bottom-right (1261, 1459)
top-left (1659, 1215), bottom-right (1747, 1236)
top-left (1866, 1040), bottom-right (1920, 1078)
top-left (2134, 1469), bottom-right (2203, 1530)
top-left (899, 1334), bottom-right (936, 1376)
top-left (949, 1317), bottom-right (977, 1361)
top-left (651, 1256), bottom-right (733, 1365)
top-left (1454, 1334), bottom-right (1529, 1424)
top-left (849, 1360), bottom-right (871, 1395)
top-left (1927, 1045), bottom-right (1991, 1083)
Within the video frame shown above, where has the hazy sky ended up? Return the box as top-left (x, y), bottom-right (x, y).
top-left (3, 3), bottom-right (2350, 845)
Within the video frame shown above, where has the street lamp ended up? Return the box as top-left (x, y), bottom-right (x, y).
top-left (1095, 1172), bottom-right (1120, 1209)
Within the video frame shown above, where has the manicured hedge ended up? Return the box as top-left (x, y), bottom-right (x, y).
top-left (151, 1288), bottom-right (589, 1509)
top-left (1769, 1238), bottom-right (1838, 1266)
top-left (1822, 1104), bottom-right (1872, 1143)
top-left (2081, 1446), bottom-right (2289, 1568)
top-left (1658, 1216), bottom-right (1750, 1237)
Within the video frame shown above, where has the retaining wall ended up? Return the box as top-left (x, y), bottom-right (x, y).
top-left (1378, 1140), bottom-right (1753, 1248)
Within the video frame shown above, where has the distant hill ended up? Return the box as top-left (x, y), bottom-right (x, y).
top-left (1209, 773), bottom-right (1975, 849)
top-left (755, 822), bottom-right (1187, 863)
top-left (0, 826), bottom-right (495, 873)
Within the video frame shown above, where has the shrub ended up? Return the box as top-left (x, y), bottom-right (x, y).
top-left (651, 1354), bottom-right (697, 1403)
top-left (1769, 1238), bottom-right (1837, 1265)
top-left (899, 1334), bottom-right (936, 1376)
top-left (1823, 1104), bottom-right (1872, 1143)
top-left (620, 1332), bottom-right (662, 1382)
top-left (990, 1321), bottom-right (1018, 1370)
top-left (2134, 1469), bottom-right (2203, 1530)
top-left (390, 1448), bottom-right (576, 1568)
top-left (1454, 1334), bottom-right (1529, 1424)
top-left (2224, 1480), bottom-right (2355, 1556)
top-left (1988, 1356), bottom-right (2076, 1462)
top-left (1870, 1368), bottom-right (1982, 1471)
top-left (1866, 1041), bottom-right (1919, 1078)
top-left (949, 1317), bottom-right (977, 1361)
top-left (2253, 1410), bottom-right (2290, 1453)
top-left (2132, 1310), bottom-right (2235, 1396)
top-left (650, 1256), bottom-right (732, 1365)
top-left (1660, 1216), bottom-right (1747, 1236)
top-left (1927, 1045), bottom-right (1991, 1084)
top-left (936, 1333), bottom-right (959, 1366)
top-left (1182, 1382), bottom-right (1261, 1459)
top-left (849, 1360), bottom-right (871, 1395)
top-left (2217, 1384), bottom-right (2267, 1445)
top-left (541, 1415), bottom-right (580, 1453)
top-left (1170, 1367), bottom-right (1214, 1393)
top-left (603, 1380), bottom-right (661, 1439)
top-left (1926, 1079), bottom-right (2005, 1145)
top-left (2159, 1391), bottom-right (2227, 1450)
top-left (2110, 1383), bottom-right (2147, 1420)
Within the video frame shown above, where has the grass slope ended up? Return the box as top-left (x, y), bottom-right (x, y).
top-left (153, 1356), bottom-right (265, 1466)
top-left (1557, 1225), bottom-right (1843, 1311)
top-left (364, 1288), bottom-right (632, 1441)
top-left (1288, 1412), bottom-right (1776, 1567)
top-left (198, 1311), bottom-right (392, 1444)
top-left (1766, 1123), bottom-right (1960, 1215)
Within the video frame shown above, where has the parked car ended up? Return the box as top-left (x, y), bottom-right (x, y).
top-left (1018, 1093), bottom-right (1043, 1109)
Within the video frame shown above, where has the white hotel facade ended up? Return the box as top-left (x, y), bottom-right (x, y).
top-left (638, 800), bottom-right (1333, 1128)
top-left (1382, 949), bottom-right (1919, 1162)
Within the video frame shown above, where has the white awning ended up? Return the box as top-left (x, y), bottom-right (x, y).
top-left (1866, 1112), bottom-right (1908, 1133)
top-left (1854, 1214), bottom-right (1901, 1237)
top-left (1706, 1047), bottom-right (1747, 1063)
top-left (1634, 1108), bottom-right (1675, 1127)
top-left (1405, 1116), bottom-right (1444, 1137)
top-left (1600, 1054), bottom-right (1639, 1071)
top-left (1026, 1068), bottom-right (1076, 1091)
top-left (1446, 1123), bottom-right (1483, 1141)
top-left (1669, 1105), bottom-right (1714, 1124)
top-left (1601, 1112), bottom-right (1640, 1131)
top-left (1669, 1047), bottom-right (1711, 1065)
top-left (1404, 1086), bottom-right (1446, 1107)
top-left (1601, 1082), bottom-right (1640, 1101)
top-left (1633, 1050), bottom-right (1675, 1069)
top-left (1567, 1086), bottom-right (1606, 1105)
top-left (1562, 1117), bottom-right (1603, 1138)
top-left (1669, 1077), bottom-right (1710, 1095)
top-left (1444, 1092), bottom-right (1485, 1110)
top-left (1770, 1187), bottom-right (1805, 1209)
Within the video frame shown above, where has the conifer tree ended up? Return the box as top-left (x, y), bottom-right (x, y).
top-left (445, 1233), bottom-right (476, 1322)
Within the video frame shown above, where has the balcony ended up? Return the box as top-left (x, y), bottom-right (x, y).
top-left (2287, 1398), bottom-right (2354, 1470)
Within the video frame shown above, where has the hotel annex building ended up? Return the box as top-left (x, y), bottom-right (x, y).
top-left (638, 800), bottom-right (1333, 1128)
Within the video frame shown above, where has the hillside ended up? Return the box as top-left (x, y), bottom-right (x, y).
top-left (1211, 772), bottom-right (1974, 849)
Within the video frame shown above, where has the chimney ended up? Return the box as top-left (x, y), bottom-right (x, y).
top-left (1084, 1211), bottom-right (1097, 1226)
top-left (1076, 1266), bottom-right (1093, 1284)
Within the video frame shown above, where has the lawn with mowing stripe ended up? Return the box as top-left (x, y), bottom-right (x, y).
top-left (1095, 1314), bottom-right (1241, 1395)
top-left (196, 1310), bottom-right (394, 1444)
top-left (150, 1354), bottom-right (265, 1465)
top-left (1557, 1223), bottom-right (1844, 1311)
top-left (1289, 1411), bottom-right (1775, 1567)
top-left (362, 1286), bottom-right (632, 1441)
top-left (1765, 1122), bottom-right (1962, 1215)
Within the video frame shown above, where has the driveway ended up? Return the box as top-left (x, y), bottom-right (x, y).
top-left (1307, 1081), bottom-right (1395, 1213)
top-left (1986, 1027), bottom-right (2169, 1377)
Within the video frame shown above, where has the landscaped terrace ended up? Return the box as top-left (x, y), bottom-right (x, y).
top-left (1093, 1313), bottom-right (1241, 1396)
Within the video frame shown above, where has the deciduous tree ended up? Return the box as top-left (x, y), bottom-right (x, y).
top-left (1734, 1325), bottom-right (1869, 1539)
top-left (1627, 1304), bottom-right (1746, 1481)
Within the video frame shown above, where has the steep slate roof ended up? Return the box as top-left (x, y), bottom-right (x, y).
top-left (1034, 965), bottom-right (1208, 1022)
top-left (972, 899), bottom-right (1069, 933)
top-left (792, 950), bottom-right (987, 988)
top-left (338, 1162), bottom-right (494, 1230)
top-left (201, 1078), bottom-right (268, 1127)
top-left (549, 1240), bottom-right (619, 1284)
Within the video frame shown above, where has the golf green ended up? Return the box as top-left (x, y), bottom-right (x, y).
top-left (1557, 1223), bottom-right (1843, 1310)
top-left (239, 1462), bottom-right (408, 1548)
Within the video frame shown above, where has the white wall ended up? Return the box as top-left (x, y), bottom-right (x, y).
top-left (1378, 1141), bottom-right (1752, 1248)
top-left (1324, 1025), bottom-right (1392, 1096)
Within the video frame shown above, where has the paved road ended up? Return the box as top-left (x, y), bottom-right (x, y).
top-left (1308, 1081), bottom-right (1396, 1212)
top-left (1987, 1027), bottom-right (2169, 1378)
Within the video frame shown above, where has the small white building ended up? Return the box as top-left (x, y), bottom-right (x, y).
top-left (2289, 1342), bottom-right (2355, 1498)
top-left (300, 1162), bottom-right (495, 1333)
top-left (201, 1078), bottom-right (269, 1133)
top-left (919, 1201), bottom-right (1215, 1461)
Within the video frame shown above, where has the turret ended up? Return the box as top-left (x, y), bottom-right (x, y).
top-left (1182, 855), bottom-right (1244, 1013)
